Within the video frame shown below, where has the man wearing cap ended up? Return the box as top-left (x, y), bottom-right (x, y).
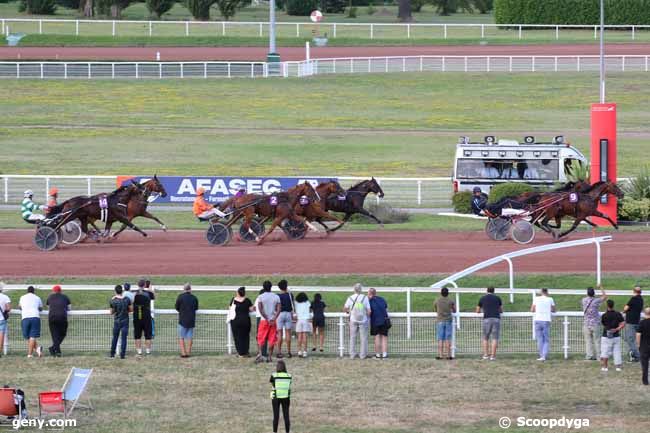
top-left (193, 187), bottom-right (227, 220)
top-left (471, 187), bottom-right (488, 216)
top-left (47, 188), bottom-right (58, 209)
top-left (46, 285), bottom-right (71, 357)
top-left (623, 286), bottom-right (644, 362)
top-left (20, 190), bottom-right (47, 223)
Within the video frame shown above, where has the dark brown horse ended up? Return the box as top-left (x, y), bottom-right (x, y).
top-left (536, 181), bottom-right (624, 239)
top-left (229, 182), bottom-right (319, 245)
top-left (323, 178), bottom-right (385, 232)
top-left (111, 175), bottom-right (168, 238)
top-left (48, 182), bottom-right (148, 238)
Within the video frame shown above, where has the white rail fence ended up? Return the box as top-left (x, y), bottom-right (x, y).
top-left (1, 56), bottom-right (648, 79)
top-left (0, 175), bottom-right (452, 208)
top-left (0, 309), bottom-right (608, 359)
top-left (2, 18), bottom-right (650, 40)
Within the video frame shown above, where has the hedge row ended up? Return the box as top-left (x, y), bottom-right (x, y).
top-left (494, 0), bottom-right (650, 25)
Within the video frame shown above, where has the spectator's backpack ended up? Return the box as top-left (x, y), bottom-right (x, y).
top-left (350, 295), bottom-right (366, 322)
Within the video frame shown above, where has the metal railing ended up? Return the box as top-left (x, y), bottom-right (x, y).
top-left (0, 309), bottom-right (601, 359)
top-left (0, 175), bottom-right (452, 208)
top-left (2, 56), bottom-right (648, 79)
top-left (2, 18), bottom-right (650, 41)
top-left (289, 55), bottom-right (650, 77)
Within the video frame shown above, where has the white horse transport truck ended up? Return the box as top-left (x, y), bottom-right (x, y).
top-left (452, 135), bottom-right (588, 193)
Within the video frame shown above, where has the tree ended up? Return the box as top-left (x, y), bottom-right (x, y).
top-left (19, 0), bottom-right (57, 14)
top-left (96, 0), bottom-right (133, 18)
top-left (185, 0), bottom-right (216, 20)
top-left (79, 0), bottom-right (94, 17)
top-left (472, 0), bottom-right (492, 13)
top-left (430, 0), bottom-right (474, 16)
top-left (216, 0), bottom-right (244, 20)
top-left (397, 0), bottom-right (412, 22)
top-left (146, 0), bottom-right (176, 19)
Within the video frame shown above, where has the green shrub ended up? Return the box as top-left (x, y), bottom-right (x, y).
top-left (619, 198), bottom-right (650, 222)
top-left (286, 0), bottom-right (318, 15)
top-left (411, 0), bottom-right (424, 12)
top-left (351, 0), bottom-right (371, 5)
top-left (565, 160), bottom-right (590, 183)
top-left (55, 0), bottom-right (80, 8)
top-left (495, 0), bottom-right (650, 25)
top-left (452, 191), bottom-right (473, 214)
top-left (366, 4), bottom-right (375, 14)
top-left (347, 5), bottom-right (357, 17)
top-left (321, 0), bottom-right (346, 13)
top-left (347, 202), bottom-right (411, 225)
top-left (185, 0), bottom-right (216, 20)
top-left (19, 0), bottom-right (57, 14)
top-left (623, 166), bottom-right (650, 200)
top-left (487, 182), bottom-right (535, 204)
top-left (146, 0), bottom-right (175, 18)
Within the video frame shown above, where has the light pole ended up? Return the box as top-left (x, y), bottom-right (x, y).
top-left (268, 0), bottom-right (280, 63)
top-left (599, 0), bottom-right (605, 103)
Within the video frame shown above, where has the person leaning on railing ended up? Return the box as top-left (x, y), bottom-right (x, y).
top-left (581, 285), bottom-right (607, 361)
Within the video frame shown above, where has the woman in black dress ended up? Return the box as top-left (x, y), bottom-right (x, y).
top-left (229, 287), bottom-right (254, 357)
top-left (311, 293), bottom-right (327, 352)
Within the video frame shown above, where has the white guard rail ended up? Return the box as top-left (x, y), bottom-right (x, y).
top-left (0, 56), bottom-right (649, 79)
top-left (0, 309), bottom-right (604, 359)
top-left (2, 18), bottom-right (650, 41)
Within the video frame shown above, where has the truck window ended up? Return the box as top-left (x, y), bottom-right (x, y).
top-left (456, 159), bottom-right (558, 180)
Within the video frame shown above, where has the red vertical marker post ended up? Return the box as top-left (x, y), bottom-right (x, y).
top-left (590, 103), bottom-right (617, 225)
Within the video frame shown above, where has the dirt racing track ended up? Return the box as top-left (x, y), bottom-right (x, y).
top-left (0, 229), bottom-right (648, 277)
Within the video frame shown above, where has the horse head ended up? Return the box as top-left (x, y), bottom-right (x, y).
top-left (144, 175), bottom-right (167, 198)
top-left (605, 181), bottom-right (625, 199)
top-left (298, 182), bottom-right (320, 202)
top-left (319, 180), bottom-right (345, 197)
top-left (369, 177), bottom-right (385, 198)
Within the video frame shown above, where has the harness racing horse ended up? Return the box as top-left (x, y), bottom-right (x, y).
top-left (48, 183), bottom-right (149, 239)
top-left (229, 182), bottom-right (320, 245)
top-left (324, 178), bottom-right (385, 232)
top-left (293, 181), bottom-right (346, 234)
top-left (535, 181), bottom-right (624, 239)
top-left (111, 175), bottom-right (168, 238)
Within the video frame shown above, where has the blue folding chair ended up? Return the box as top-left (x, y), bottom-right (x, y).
top-left (61, 368), bottom-right (94, 415)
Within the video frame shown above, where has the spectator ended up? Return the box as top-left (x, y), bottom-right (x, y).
top-left (311, 293), bottom-right (326, 353)
top-left (109, 285), bottom-right (131, 359)
top-left (344, 283), bottom-right (371, 360)
top-left (46, 285), bottom-right (71, 357)
top-left (175, 283), bottom-right (199, 358)
top-left (123, 282), bottom-right (135, 304)
top-left (276, 280), bottom-right (295, 359)
top-left (368, 288), bottom-right (389, 359)
top-left (601, 299), bottom-right (625, 372)
top-left (636, 307), bottom-right (650, 385)
top-left (19, 286), bottom-right (43, 359)
top-left (434, 288), bottom-right (455, 360)
top-left (476, 286), bottom-right (503, 361)
top-left (143, 279), bottom-right (156, 347)
top-left (133, 284), bottom-right (154, 357)
top-left (270, 360), bottom-right (292, 433)
top-left (256, 280), bottom-right (281, 364)
top-left (294, 292), bottom-right (311, 358)
top-left (623, 286), bottom-right (644, 362)
top-left (254, 288), bottom-right (268, 359)
top-left (229, 287), bottom-right (254, 358)
top-left (0, 283), bottom-right (11, 358)
top-left (531, 288), bottom-right (555, 362)
top-left (582, 285), bottom-right (607, 361)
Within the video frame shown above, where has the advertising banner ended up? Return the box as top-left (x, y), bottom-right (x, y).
top-left (116, 176), bottom-right (336, 204)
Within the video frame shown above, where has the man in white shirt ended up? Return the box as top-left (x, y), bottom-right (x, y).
top-left (530, 288), bottom-right (556, 361)
top-left (344, 283), bottom-right (371, 359)
top-left (0, 283), bottom-right (11, 357)
top-left (19, 286), bottom-right (43, 358)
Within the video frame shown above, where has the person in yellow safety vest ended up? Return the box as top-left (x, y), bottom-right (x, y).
top-left (192, 187), bottom-right (227, 220)
top-left (270, 360), bottom-right (292, 433)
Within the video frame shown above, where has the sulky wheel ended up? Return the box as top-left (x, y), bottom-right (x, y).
top-left (510, 219), bottom-right (535, 245)
top-left (485, 217), bottom-right (511, 241)
top-left (239, 219), bottom-right (265, 243)
top-left (206, 222), bottom-right (232, 246)
top-left (34, 226), bottom-right (59, 251)
top-left (59, 220), bottom-right (83, 245)
top-left (282, 219), bottom-right (307, 241)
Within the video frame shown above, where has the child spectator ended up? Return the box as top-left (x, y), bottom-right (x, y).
top-left (294, 292), bottom-right (312, 358)
top-left (311, 293), bottom-right (326, 352)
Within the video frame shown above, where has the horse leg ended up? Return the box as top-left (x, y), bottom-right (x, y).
top-left (592, 210), bottom-right (619, 229)
top-left (111, 223), bottom-right (128, 239)
top-left (557, 219), bottom-right (583, 239)
top-left (357, 208), bottom-right (383, 227)
top-left (328, 213), bottom-right (352, 232)
top-left (114, 215), bottom-right (148, 237)
top-left (257, 216), bottom-right (282, 245)
top-left (140, 210), bottom-right (167, 231)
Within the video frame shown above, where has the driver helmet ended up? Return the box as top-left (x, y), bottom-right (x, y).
top-left (196, 187), bottom-right (206, 196)
top-left (49, 187), bottom-right (59, 197)
top-left (24, 190), bottom-right (34, 198)
top-left (472, 187), bottom-right (482, 194)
